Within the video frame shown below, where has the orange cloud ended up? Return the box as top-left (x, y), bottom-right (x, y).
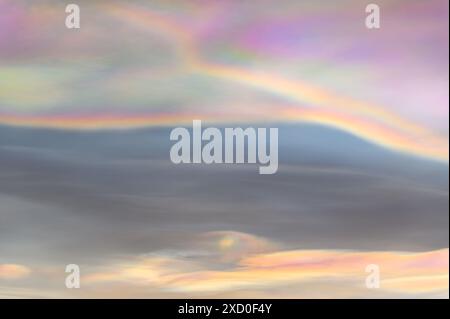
top-left (0, 264), bottom-right (31, 280)
top-left (81, 232), bottom-right (449, 298)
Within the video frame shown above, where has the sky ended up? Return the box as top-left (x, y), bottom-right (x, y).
top-left (0, 0), bottom-right (448, 298)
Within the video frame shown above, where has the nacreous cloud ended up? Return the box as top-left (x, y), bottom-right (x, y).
top-left (82, 231), bottom-right (449, 298)
top-left (0, 264), bottom-right (31, 280)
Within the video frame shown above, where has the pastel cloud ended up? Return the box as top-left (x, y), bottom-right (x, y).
top-left (0, 0), bottom-right (448, 161)
top-left (0, 0), bottom-right (448, 299)
top-left (81, 232), bottom-right (448, 298)
top-left (0, 264), bottom-right (31, 280)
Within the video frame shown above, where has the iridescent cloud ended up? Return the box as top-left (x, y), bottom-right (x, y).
top-left (0, 264), bottom-right (31, 280)
top-left (0, 0), bottom-right (448, 299)
top-left (0, 0), bottom-right (448, 161)
top-left (77, 232), bottom-right (449, 298)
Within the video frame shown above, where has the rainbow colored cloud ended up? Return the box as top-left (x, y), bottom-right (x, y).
top-left (0, 0), bottom-right (448, 299)
top-left (79, 232), bottom-right (449, 298)
top-left (0, 0), bottom-right (448, 161)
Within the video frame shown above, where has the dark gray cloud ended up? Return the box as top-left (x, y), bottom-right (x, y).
top-left (0, 124), bottom-right (448, 267)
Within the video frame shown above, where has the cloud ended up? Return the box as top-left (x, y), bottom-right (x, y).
top-left (0, 264), bottom-right (31, 280)
top-left (195, 231), bottom-right (278, 263)
top-left (0, 125), bottom-right (447, 268)
top-left (0, 0), bottom-right (448, 160)
top-left (79, 232), bottom-right (448, 298)
top-left (0, 0), bottom-right (448, 298)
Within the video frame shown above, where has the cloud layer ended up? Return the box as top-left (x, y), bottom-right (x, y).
top-left (0, 0), bottom-right (448, 298)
